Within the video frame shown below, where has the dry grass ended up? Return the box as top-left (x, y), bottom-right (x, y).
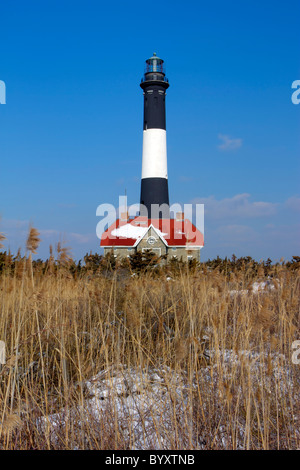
top-left (26, 227), bottom-right (41, 255)
top-left (0, 249), bottom-right (299, 449)
top-left (0, 233), bottom-right (6, 250)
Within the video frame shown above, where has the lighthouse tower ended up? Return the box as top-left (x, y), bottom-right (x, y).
top-left (140, 53), bottom-right (170, 219)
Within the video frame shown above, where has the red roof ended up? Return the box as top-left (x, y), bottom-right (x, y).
top-left (100, 216), bottom-right (204, 247)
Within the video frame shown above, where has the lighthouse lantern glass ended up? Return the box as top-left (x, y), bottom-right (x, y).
top-left (145, 57), bottom-right (165, 75)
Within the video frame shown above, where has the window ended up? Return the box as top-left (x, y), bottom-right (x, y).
top-left (147, 236), bottom-right (156, 245)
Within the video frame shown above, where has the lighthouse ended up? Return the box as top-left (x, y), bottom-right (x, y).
top-left (100, 53), bottom-right (204, 262)
top-left (140, 53), bottom-right (170, 219)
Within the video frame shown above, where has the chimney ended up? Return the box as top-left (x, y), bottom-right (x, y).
top-left (176, 212), bottom-right (184, 221)
top-left (120, 212), bottom-right (129, 223)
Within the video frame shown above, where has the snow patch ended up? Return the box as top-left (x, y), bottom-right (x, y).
top-left (38, 365), bottom-right (191, 450)
top-left (111, 224), bottom-right (148, 239)
top-left (111, 223), bottom-right (167, 240)
top-left (230, 278), bottom-right (277, 296)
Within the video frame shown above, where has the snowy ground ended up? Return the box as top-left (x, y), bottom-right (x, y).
top-left (38, 278), bottom-right (299, 450)
top-left (39, 348), bottom-right (298, 450)
top-left (229, 278), bottom-right (277, 296)
top-left (40, 364), bottom-right (193, 449)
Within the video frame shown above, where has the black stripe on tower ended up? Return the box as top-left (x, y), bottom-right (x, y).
top-left (140, 178), bottom-right (169, 217)
top-left (142, 84), bottom-right (167, 130)
top-left (140, 53), bottom-right (170, 219)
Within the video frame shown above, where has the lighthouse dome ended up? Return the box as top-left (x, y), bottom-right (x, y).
top-left (145, 52), bottom-right (165, 74)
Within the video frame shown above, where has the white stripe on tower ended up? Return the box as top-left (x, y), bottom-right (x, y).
top-left (141, 128), bottom-right (168, 179)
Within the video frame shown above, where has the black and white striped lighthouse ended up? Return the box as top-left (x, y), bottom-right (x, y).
top-left (140, 53), bottom-right (170, 219)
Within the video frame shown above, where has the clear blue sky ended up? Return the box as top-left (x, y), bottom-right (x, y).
top-left (0, 0), bottom-right (299, 262)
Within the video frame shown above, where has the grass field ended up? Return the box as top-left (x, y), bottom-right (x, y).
top-left (0, 236), bottom-right (299, 449)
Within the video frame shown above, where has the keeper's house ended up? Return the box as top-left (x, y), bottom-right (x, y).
top-left (101, 213), bottom-right (204, 262)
